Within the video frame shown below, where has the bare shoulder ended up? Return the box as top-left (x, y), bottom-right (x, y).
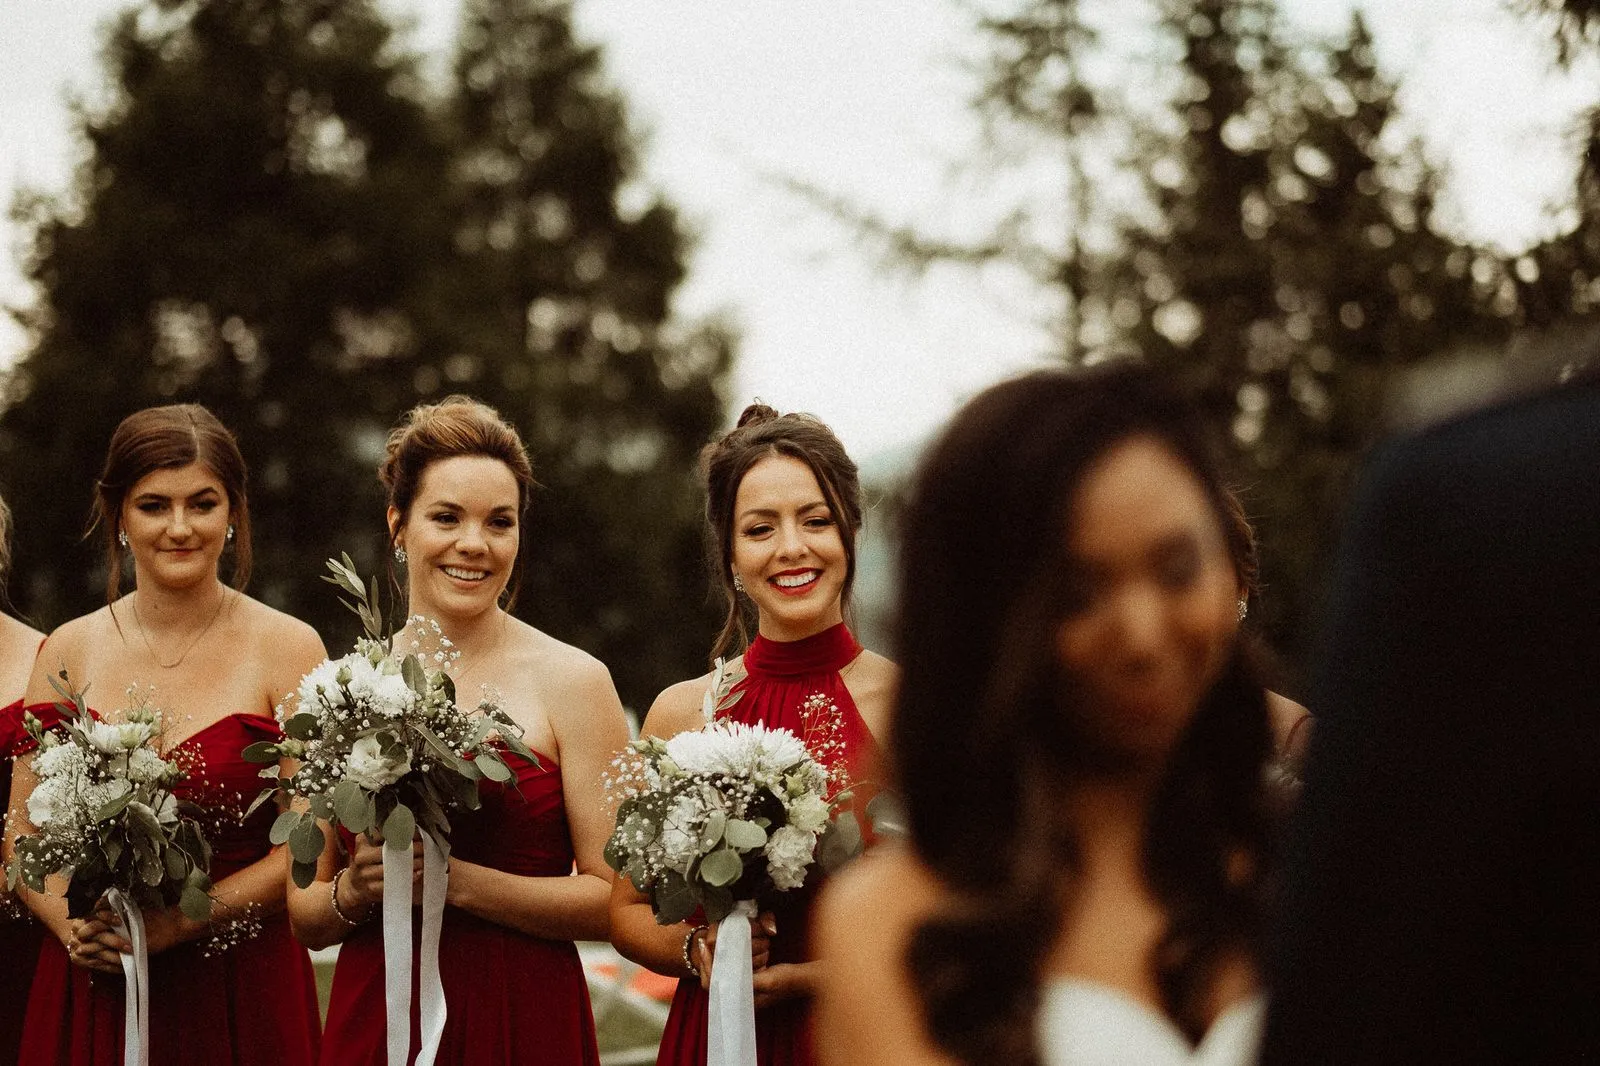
top-left (845, 649), bottom-right (897, 734)
top-left (639, 668), bottom-right (724, 742)
top-left (513, 620), bottom-right (617, 699)
top-left (818, 843), bottom-right (940, 950)
top-left (237, 595), bottom-right (324, 655)
top-left (1266, 690), bottom-right (1313, 762)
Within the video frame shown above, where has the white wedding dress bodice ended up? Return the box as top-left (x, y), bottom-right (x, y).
top-left (1038, 978), bottom-right (1265, 1066)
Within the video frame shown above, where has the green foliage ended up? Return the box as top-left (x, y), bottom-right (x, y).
top-left (944, 0), bottom-right (1590, 678)
top-left (0, 0), bottom-right (730, 715)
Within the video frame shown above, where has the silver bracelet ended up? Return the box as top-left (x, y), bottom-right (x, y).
top-left (682, 924), bottom-right (708, 978)
top-left (329, 867), bottom-right (369, 927)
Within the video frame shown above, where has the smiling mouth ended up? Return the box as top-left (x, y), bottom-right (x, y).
top-left (442, 566), bottom-right (490, 582)
top-left (770, 570), bottom-right (820, 592)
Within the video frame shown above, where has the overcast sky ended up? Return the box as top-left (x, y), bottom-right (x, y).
top-left (2, 0), bottom-right (1596, 461)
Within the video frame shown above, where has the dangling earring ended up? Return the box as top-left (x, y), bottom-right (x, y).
top-left (394, 545), bottom-right (408, 564)
top-left (732, 574), bottom-right (744, 593)
top-left (225, 525), bottom-right (235, 545)
top-left (1237, 598), bottom-right (1249, 622)
top-left (117, 530), bottom-right (129, 549)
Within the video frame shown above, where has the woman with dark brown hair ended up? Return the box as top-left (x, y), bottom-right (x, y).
top-left (609, 403), bottom-right (897, 1066)
top-left (813, 364), bottom-right (1299, 1066)
top-left (0, 491), bottom-right (46, 1066)
top-left (297, 395), bottom-right (629, 1066)
top-left (4, 404), bottom-right (326, 1066)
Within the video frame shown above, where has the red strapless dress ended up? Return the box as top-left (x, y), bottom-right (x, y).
top-left (654, 622), bottom-right (879, 1066)
top-left (1, 700), bottom-right (63, 1066)
top-left (317, 751), bottom-right (600, 1065)
top-left (16, 712), bottom-right (321, 1066)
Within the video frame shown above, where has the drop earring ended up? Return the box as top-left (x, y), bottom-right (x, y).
top-left (1237, 598), bottom-right (1249, 622)
top-left (225, 525), bottom-right (235, 544)
top-left (732, 574), bottom-right (744, 592)
top-left (394, 546), bottom-right (408, 564)
top-left (118, 530), bottom-right (129, 549)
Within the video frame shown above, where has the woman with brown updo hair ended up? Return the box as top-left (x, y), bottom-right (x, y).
top-left (296, 395), bottom-right (629, 1066)
top-left (609, 403), bottom-right (897, 1066)
top-left (0, 491), bottom-right (46, 1066)
top-left (5, 404), bottom-right (326, 1066)
top-left (813, 364), bottom-right (1302, 1066)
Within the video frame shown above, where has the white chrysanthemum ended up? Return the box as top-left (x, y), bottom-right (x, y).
top-left (785, 792), bottom-right (831, 834)
top-left (764, 825), bottom-right (816, 891)
top-left (84, 720), bottom-right (153, 754)
top-left (125, 747), bottom-right (171, 785)
top-left (345, 735), bottom-right (410, 792)
top-left (665, 721), bottom-right (811, 778)
top-left (32, 742), bottom-right (88, 780)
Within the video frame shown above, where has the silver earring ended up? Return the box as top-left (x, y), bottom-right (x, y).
top-left (225, 525), bottom-right (235, 544)
top-left (394, 546), bottom-right (408, 564)
top-left (1237, 598), bottom-right (1249, 622)
top-left (117, 530), bottom-right (129, 549)
top-left (732, 574), bottom-right (744, 592)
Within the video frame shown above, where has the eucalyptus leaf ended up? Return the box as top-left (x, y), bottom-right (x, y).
top-left (95, 790), bottom-right (136, 822)
top-left (723, 819), bottom-right (767, 850)
top-left (269, 809), bottom-right (302, 846)
top-left (477, 754), bottom-right (512, 783)
top-left (179, 881), bottom-right (213, 922)
top-left (698, 847), bottom-right (744, 888)
top-left (401, 654), bottom-right (426, 694)
top-left (283, 713), bottom-right (320, 742)
top-left (243, 787), bottom-right (278, 821)
top-left (819, 811), bottom-right (864, 871)
top-left (164, 846), bottom-right (186, 880)
top-left (291, 857), bottom-right (317, 890)
top-left (700, 885), bottom-right (735, 924)
top-left (333, 779), bottom-right (370, 832)
top-left (653, 870), bottom-right (697, 926)
top-left (699, 810), bottom-right (729, 850)
top-left (241, 740), bottom-right (281, 764)
top-left (288, 815), bottom-right (326, 865)
top-left (382, 803), bottom-right (415, 850)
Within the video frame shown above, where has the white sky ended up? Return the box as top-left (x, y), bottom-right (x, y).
top-left (1, 0), bottom-right (1596, 461)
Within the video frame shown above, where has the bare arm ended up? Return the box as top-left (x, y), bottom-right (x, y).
top-left (813, 847), bottom-right (958, 1066)
top-left (443, 656), bottom-right (632, 941)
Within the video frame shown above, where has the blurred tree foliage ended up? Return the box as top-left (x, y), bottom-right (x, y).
top-left (928, 0), bottom-right (1600, 679)
top-left (0, 0), bottom-right (732, 713)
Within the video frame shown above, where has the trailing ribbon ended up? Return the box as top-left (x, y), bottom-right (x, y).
top-left (383, 829), bottom-right (451, 1066)
top-left (706, 899), bottom-right (759, 1066)
top-left (105, 888), bottom-right (149, 1066)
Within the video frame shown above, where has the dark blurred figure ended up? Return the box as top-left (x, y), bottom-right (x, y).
top-left (1260, 360), bottom-right (1600, 1064)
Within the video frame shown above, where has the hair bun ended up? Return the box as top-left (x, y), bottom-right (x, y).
top-left (735, 401), bottom-right (779, 430)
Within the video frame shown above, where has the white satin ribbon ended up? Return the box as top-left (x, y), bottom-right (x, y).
top-left (382, 829), bottom-right (451, 1066)
top-left (707, 899), bottom-right (759, 1066)
top-left (105, 888), bottom-right (148, 1066)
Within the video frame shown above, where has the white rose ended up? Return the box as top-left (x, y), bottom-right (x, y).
top-left (764, 824), bottom-right (817, 891)
top-left (345, 735), bottom-right (411, 792)
top-left (786, 793), bottom-right (831, 834)
top-left (369, 673), bottom-right (417, 718)
top-left (658, 794), bottom-right (704, 875)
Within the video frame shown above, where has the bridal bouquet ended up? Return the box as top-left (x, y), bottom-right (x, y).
top-left (6, 678), bottom-right (212, 1066)
top-left (604, 719), bottom-right (861, 925)
top-left (606, 714), bottom-right (861, 1066)
top-left (5, 677), bottom-right (212, 922)
top-left (245, 556), bottom-right (535, 1066)
top-left (245, 556), bottom-right (537, 889)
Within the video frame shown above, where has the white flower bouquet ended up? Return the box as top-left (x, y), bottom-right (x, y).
top-left (245, 556), bottom-right (537, 888)
top-left (4, 676), bottom-right (212, 923)
top-left (605, 719), bottom-right (862, 926)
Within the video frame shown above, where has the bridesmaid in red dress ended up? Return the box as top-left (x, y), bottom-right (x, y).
top-left (294, 396), bottom-right (630, 1066)
top-left (609, 404), bottom-right (897, 1066)
top-left (0, 492), bottom-right (46, 1066)
top-left (3, 405), bottom-right (327, 1066)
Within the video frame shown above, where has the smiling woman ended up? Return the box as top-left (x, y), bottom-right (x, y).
top-left (298, 395), bottom-right (630, 1066)
top-left (608, 403), bottom-right (897, 1066)
top-left (3, 403), bottom-right (328, 1066)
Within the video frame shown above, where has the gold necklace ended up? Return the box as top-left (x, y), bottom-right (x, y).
top-left (131, 588), bottom-right (230, 670)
